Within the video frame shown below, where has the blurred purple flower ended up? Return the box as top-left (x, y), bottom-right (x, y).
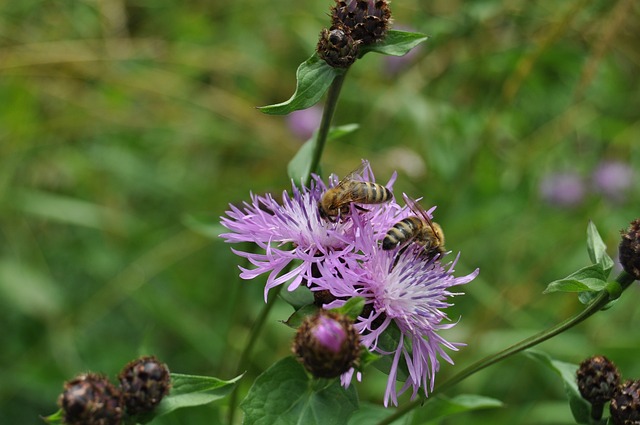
top-left (286, 105), bottom-right (323, 141)
top-left (315, 201), bottom-right (478, 406)
top-left (539, 171), bottom-right (585, 207)
top-left (592, 160), bottom-right (634, 203)
top-left (220, 160), bottom-right (397, 301)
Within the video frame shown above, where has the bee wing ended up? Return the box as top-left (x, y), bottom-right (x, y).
top-left (336, 161), bottom-right (369, 187)
top-left (402, 193), bottom-right (442, 242)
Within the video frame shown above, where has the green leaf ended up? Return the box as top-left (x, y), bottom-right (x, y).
top-left (361, 30), bottom-right (429, 57)
top-left (359, 348), bottom-right (381, 370)
top-left (283, 304), bottom-right (319, 329)
top-left (373, 322), bottom-right (410, 381)
top-left (40, 409), bottom-right (63, 424)
top-left (287, 124), bottom-right (360, 184)
top-left (525, 350), bottom-right (591, 424)
top-left (332, 297), bottom-right (365, 320)
top-left (411, 394), bottom-right (503, 424)
top-left (134, 373), bottom-right (243, 423)
top-left (543, 264), bottom-right (608, 294)
top-left (259, 54), bottom-right (341, 115)
top-left (241, 356), bottom-right (358, 425)
top-left (586, 221), bottom-right (614, 275)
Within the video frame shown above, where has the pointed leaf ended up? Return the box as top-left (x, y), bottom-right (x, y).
top-left (287, 124), bottom-right (360, 184)
top-left (40, 409), bottom-right (63, 424)
top-left (543, 264), bottom-right (608, 294)
top-left (525, 350), bottom-right (591, 424)
top-left (411, 394), bottom-right (503, 423)
top-left (241, 357), bottom-right (358, 425)
top-left (283, 304), bottom-right (319, 329)
top-left (361, 30), bottom-right (429, 57)
top-left (586, 221), bottom-right (614, 275)
top-left (259, 54), bottom-right (341, 115)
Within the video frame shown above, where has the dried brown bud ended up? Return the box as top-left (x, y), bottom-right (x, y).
top-left (292, 310), bottom-right (361, 378)
top-left (118, 356), bottom-right (171, 416)
top-left (577, 355), bottom-right (621, 420)
top-left (317, 27), bottom-right (361, 68)
top-left (619, 218), bottom-right (640, 280)
top-left (58, 373), bottom-right (123, 425)
top-left (610, 380), bottom-right (640, 425)
top-left (331, 0), bottom-right (392, 45)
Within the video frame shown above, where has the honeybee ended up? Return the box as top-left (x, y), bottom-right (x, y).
top-left (318, 163), bottom-right (393, 221)
top-left (382, 194), bottom-right (446, 258)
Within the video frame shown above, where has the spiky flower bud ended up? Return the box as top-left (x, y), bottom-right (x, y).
top-left (292, 310), bottom-right (361, 378)
top-left (118, 356), bottom-right (171, 416)
top-left (577, 355), bottom-right (621, 420)
top-left (610, 380), bottom-right (640, 425)
top-left (317, 27), bottom-right (360, 68)
top-left (58, 373), bottom-right (123, 425)
top-left (619, 218), bottom-right (640, 280)
top-left (331, 0), bottom-right (392, 45)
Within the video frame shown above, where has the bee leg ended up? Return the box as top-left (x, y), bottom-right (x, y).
top-left (388, 244), bottom-right (410, 272)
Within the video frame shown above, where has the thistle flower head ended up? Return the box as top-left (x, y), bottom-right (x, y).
top-left (293, 311), bottom-right (361, 378)
top-left (118, 356), bottom-right (171, 416)
top-left (58, 373), bottom-right (123, 425)
top-left (577, 355), bottom-right (620, 420)
top-left (317, 27), bottom-right (360, 68)
top-left (221, 161), bottom-right (478, 406)
top-left (331, 0), bottom-right (392, 45)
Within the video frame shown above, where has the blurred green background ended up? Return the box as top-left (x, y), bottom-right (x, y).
top-left (1, 0), bottom-right (639, 423)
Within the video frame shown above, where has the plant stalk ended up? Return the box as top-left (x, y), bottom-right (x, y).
top-left (305, 71), bottom-right (347, 186)
top-left (227, 284), bottom-right (283, 425)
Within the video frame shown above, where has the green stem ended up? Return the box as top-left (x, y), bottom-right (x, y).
top-left (376, 271), bottom-right (636, 425)
top-left (305, 71), bottom-right (348, 186)
top-left (227, 284), bottom-right (283, 425)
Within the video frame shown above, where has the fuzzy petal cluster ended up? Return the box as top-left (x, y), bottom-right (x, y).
top-left (220, 161), bottom-right (478, 406)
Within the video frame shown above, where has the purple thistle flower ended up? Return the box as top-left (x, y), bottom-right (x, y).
top-left (220, 160), bottom-right (397, 301)
top-left (314, 201), bottom-right (479, 406)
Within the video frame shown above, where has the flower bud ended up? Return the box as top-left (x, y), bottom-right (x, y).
top-left (58, 373), bottom-right (123, 425)
top-left (619, 218), bottom-right (640, 280)
top-left (317, 27), bottom-right (360, 68)
top-left (610, 380), bottom-right (640, 425)
top-left (292, 310), bottom-right (360, 378)
top-left (331, 0), bottom-right (392, 45)
top-left (576, 355), bottom-right (620, 420)
top-left (118, 356), bottom-right (171, 416)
